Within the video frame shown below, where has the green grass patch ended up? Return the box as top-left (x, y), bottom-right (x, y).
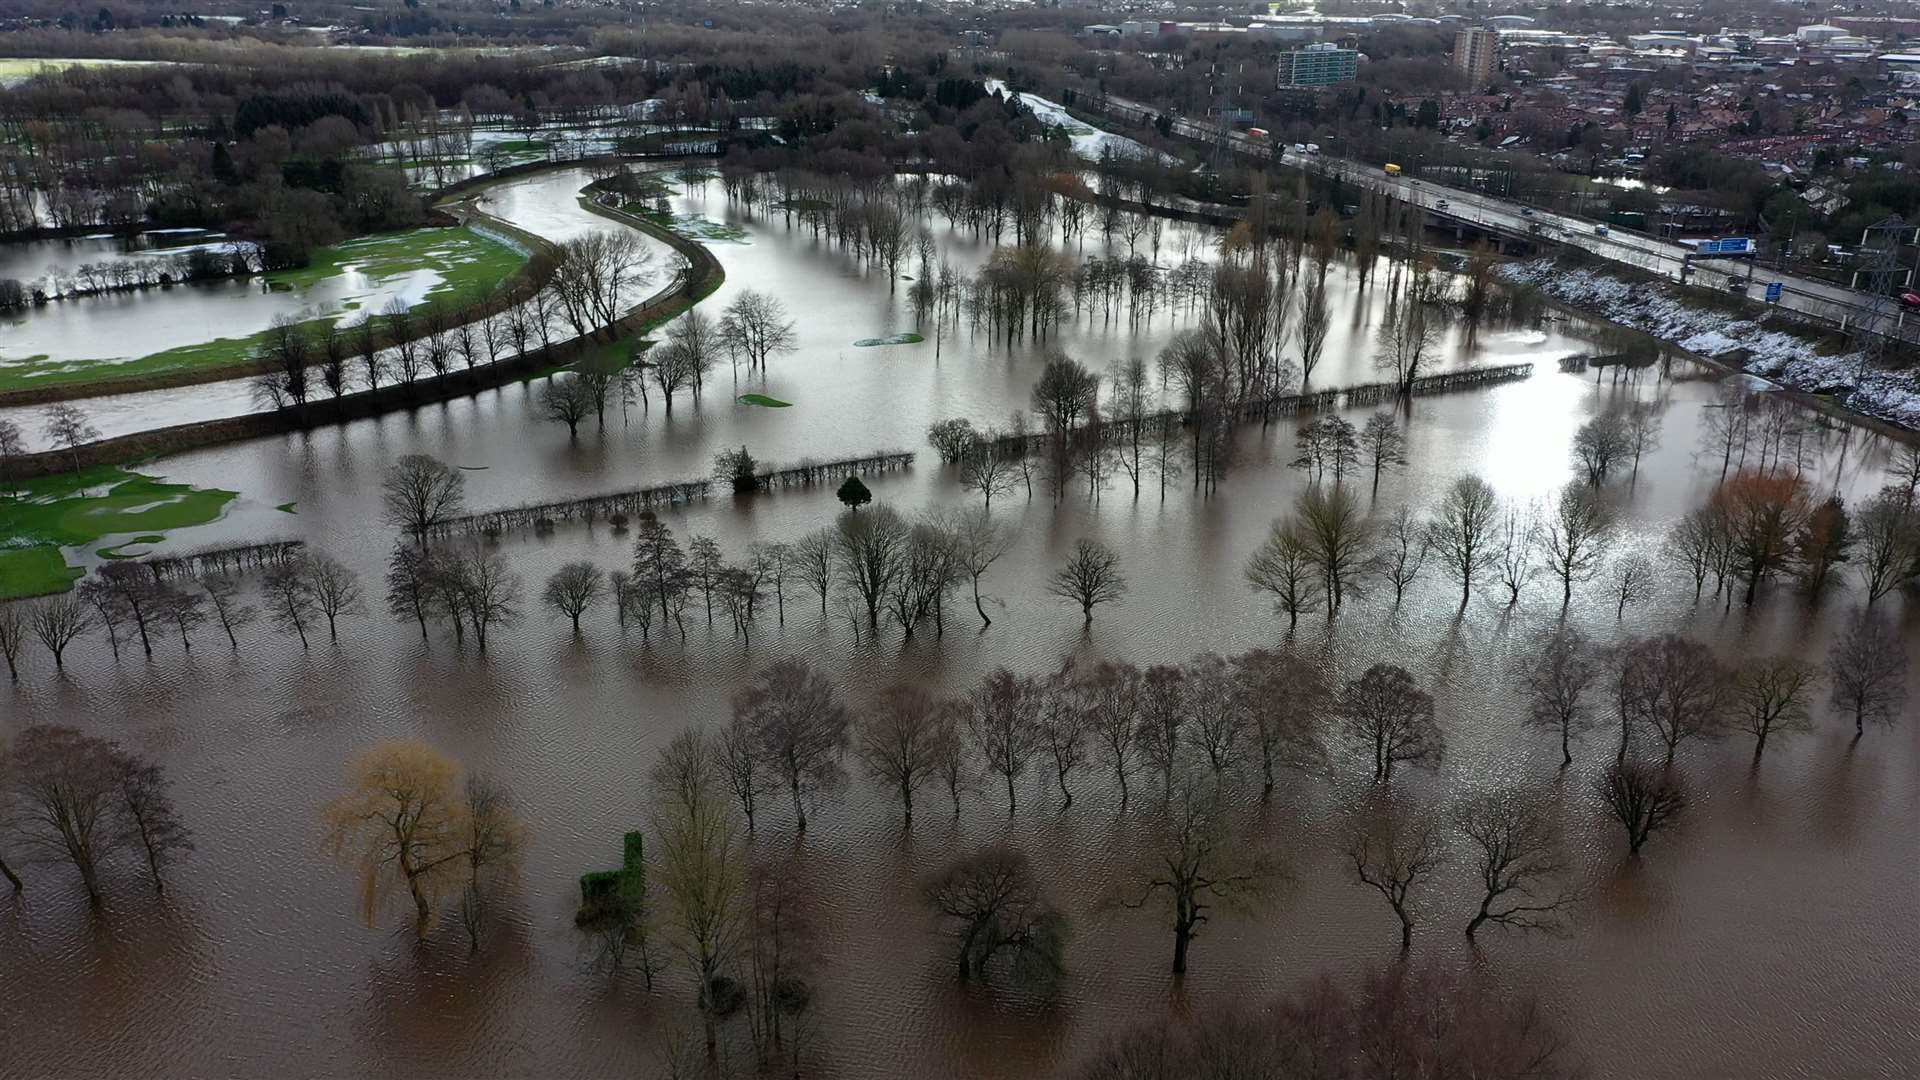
top-left (854, 333), bottom-right (925, 347)
top-left (0, 467), bottom-right (238, 598)
top-left (97, 535), bottom-right (165, 559)
top-left (275, 501), bottom-right (298, 514)
top-left (0, 226), bottom-right (527, 394)
top-left (738, 393), bottom-right (792, 407)
top-left (0, 546), bottom-right (84, 599)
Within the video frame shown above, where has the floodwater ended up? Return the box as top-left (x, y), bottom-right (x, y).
top-left (0, 229), bottom-right (501, 379)
top-left (1, 167), bottom-right (1917, 1080)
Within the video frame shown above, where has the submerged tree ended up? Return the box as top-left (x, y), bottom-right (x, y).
top-left (1595, 760), bottom-right (1687, 857)
top-left (924, 842), bottom-right (1065, 983)
top-left (1454, 789), bottom-right (1576, 940)
top-left (1047, 539), bottom-right (1127, 625)
top-left (1118, 783), bottom-right (1273, 976)
top-left (1343, 793), bottom-right (1446, 951)
top-left (321, 739), bottom-right (470, 935)
top-left (1827, 610), bottom-right (1908, 738)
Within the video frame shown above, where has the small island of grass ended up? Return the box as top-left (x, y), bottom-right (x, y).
top-left (853, 333), bottom-right (925, 347)
top-left (738, 393), bottom-right (793, 408)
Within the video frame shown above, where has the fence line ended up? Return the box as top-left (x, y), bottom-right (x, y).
top-left (436, 449), bottom-right (916, 537)
top-left (973, 363), bottom-right (1533, 458)
top-left (143, 538), bottom-right (306, 582)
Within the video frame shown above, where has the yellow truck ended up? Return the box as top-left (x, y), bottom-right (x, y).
top-left (1383, 163), bottom-right (1403, 176)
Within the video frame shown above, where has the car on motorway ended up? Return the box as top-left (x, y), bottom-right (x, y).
top-left (1436, 199), bottom-right (1449, 210)
top-left (1520, 207), bottom-right (1534, 217)
top-left (1901, 291), bottom-right (1920, 308)
top-left (1594, 224), bottom-right (1609, 237)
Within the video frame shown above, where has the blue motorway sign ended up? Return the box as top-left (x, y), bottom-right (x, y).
top-left (1765, 281), bottom-right (1783, 303)
top-left (1696, 237), bottom-right (1756, 257)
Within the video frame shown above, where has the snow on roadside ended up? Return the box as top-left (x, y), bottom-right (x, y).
top-left (1500, 257), bottom-right (1920, 428)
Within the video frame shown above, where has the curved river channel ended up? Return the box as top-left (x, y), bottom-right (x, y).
top-left (2, 165), bottom-right (1916, 1080)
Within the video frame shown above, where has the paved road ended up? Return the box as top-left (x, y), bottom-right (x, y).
top-left (1094, 97), bottom-right (1916, 342)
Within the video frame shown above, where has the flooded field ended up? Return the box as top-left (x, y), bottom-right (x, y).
top-left (1, 166), bottom-right (1916, 1080)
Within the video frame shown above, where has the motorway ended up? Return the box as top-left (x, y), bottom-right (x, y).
top-left (1093, 97), bottom-right (1917, 341)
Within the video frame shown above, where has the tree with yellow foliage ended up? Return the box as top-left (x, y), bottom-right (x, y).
top-left (322, 739), bottom-right (522, 939)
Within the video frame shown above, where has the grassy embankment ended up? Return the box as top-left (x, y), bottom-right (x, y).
top-left (0, 467), bottom-right (236, 599)
top-left (0, 225), bottom-right (526, 394)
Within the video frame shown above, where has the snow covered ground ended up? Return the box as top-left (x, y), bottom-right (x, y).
top-left (982, 80), bottom-right (1161, 163)
top-left (1502, 257), bottom-right (1920, 428)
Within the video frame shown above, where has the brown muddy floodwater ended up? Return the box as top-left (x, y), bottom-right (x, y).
top-left (2, 170), bottom-right (1917, 1080)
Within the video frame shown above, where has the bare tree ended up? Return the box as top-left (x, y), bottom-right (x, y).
top-left (1296, 483), bottom-right (1371, 612)
top-left (649, 731), bottom-right (748, 1058)
top-left (1078, 660), bottom-right (1145, 807)
top-left (948, 507), bottom-right (1013, 628)
top-left (438, 541), bottom-right (520, 651)
top-left (737, 659), bottom-right (850, 833)
top-left (539, 374), bottom-right (595, 438)
top-left (1455, 790), bottom-right (1576, 940)
top-left (116, 753), bottom-right (192, 894)
top-left (1119, 783), bottom-right (1274, 975)
top-left (42, 402), bottom-right (100, 471)
top-left (1426, 474), bottom-right (1501, 607)
top-left (835, 506), bottom-right (908, 630)
top-left (1339, 664), bottom-right (1443, 782)
top-left (1047, 539), bottom-right (1127, 625)
top-left (1538, 481), bottom-right (1614, 606)
top-left (923, 842), bottom-right (1065, 983)
top-left (262, 561), bottom-right (317, 648)
top-left (1595, 760), bottom-right (1686, 857)
top-left (202, 576), bottom-right (257, 649)
top-left (1295, 273), bottom-right (1332, 384)
top-left (1363, 509), bottom-right (1426, 608)
top-left (1616, 634), bottom-right (1728, 766)
top-left (1828, 610), bottom-right (1908, 738)
top-left (719, 290), bottom-right (798, 374)
top-left (1731, 656), bottom-right (1819, 760)
top-left (95, 562), bottom-right (161, 656)
top-left (1525, 631), bottom-right (1600, 768)
top-left (303, 551), bottom-right (363, 642)
top-left (456, 774), bottom-right (525, 950)
top-left (1494, 502), bottom-right (1540, 606)
top-left (960, 445), bottom-right (1020, 511)
top-left (968, 668), bottom-right (1040, 813)
top-left (1668, 504), bottom-right (1729, 602)
top-left (1343, 794), bottom-right (1446, 951)
top-left (1610, 554), bottom-right (1656, 620)
top-left (1359, 412), bottom-right (1408, 494)
top-left (1184, 654), bottom-right (1249, 781)
top-left (1853, 488), bottom-right (1916, 603)
top-left (791, 528), bottom-right (836, 620)
top-left (1033, 668), bottom-right (1091, 808)
top-left (1373, 296), bottom-right (1442, 395)
top-left (1245, 519), bottom-right (1321, 629)
top-left (542, 561), bottom-right (604, 633)
top-left (1235, 647), bottom-right (1330, 800)
top-left (857, 685), bottom-right (945, 825)
top-left (0, 602), bottom-right (26, 681)
top-left (1571, 411), bottom-right (1632, 485)
top-left (28, 593), bottom-right (94, 668)
top-left (5, 726), bottom-right (138, 903)
top-left (381, 453), bottom-right (466, 540)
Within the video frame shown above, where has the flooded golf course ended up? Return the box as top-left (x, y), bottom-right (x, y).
top-left (1, 164), bottom-right (1915, 1080)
